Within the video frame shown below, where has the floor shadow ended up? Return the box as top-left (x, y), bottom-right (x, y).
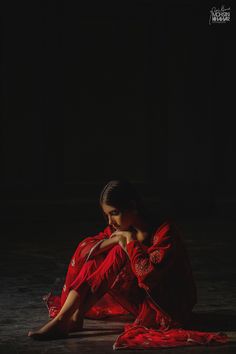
top-left (72, 327), bottom-right (122, 332)
top-left (85, 314), bottom-right (133, 323)
top-left (69, 329), bottom-right (122, 339)
top-left (185, 312), bottom-right (236, 332)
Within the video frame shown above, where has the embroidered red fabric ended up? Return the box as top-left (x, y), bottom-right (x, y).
top-left (113, 326), bottom-right (228, 350)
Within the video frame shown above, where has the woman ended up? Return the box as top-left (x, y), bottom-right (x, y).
top-left (28, 180), bottom-right (227, 349)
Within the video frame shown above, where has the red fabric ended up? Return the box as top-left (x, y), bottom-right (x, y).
top-left (113, 326), bottom-right (228, 350)
top-left (43, 221), bottom-right (228, 349)
top-left (126, 221), bottom-right (197, 324)
top-left (44, 226), bottom-right (129, 319)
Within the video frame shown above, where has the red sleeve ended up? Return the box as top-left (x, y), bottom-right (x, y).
top-left (126, 222), bottom-right (177, 291)
top-left (75, 226), bottom-right (112, 261)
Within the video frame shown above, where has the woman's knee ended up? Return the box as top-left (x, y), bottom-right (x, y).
top-left (107, 245), bottom-right (128, 262)
top-left (111, 244), bottom-right (125, 254)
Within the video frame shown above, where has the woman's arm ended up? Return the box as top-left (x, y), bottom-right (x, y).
top-left (91, 235), bottom-right (120, 256)
top-left (121, 223), bottom-right (177, 291)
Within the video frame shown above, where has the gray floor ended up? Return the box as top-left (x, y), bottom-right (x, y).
top-left (1, 218), bottom-right (236, 354)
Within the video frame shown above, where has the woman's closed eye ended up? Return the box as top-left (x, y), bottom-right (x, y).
top-left (110, 210), bottom-right (120, 216)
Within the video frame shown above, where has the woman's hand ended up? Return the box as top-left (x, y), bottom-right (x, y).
top-left (110, 231), bottom-right (135, 250)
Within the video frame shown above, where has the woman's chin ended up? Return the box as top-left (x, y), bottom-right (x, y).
top-left (111, 225), bottom-right (120, 231)
top-left (111, 225), bottom-right (129, 232)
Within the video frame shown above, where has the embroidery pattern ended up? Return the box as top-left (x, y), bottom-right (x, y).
top-left (134, 258), bottom-right (153, 277)
top-left (152, 233), bottom-right (159, 245)
top-left (150, 249), bottom-right (161, 264)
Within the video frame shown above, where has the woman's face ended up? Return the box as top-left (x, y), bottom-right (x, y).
top-left (101, 203), bottom-right (135, 231)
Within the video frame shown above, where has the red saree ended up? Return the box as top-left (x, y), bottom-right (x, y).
top-left (44, 221), bottom-right (228, 349)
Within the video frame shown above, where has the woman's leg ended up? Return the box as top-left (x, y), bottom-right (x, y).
top-left (28, 256), bottom-right (104, 339)
top-left (70, 245), bottom-right (130, 310)
top-left (60, 253), bottom-right (105, 307)
top-left (70, 309), bottom-right (84, 332)
top-left (68, 245), bottom-right (145, 323)
top-left (28, 289), bottom-right (81, 339)
top-left (28, 245), bottom-right (132, 339)
top-left (59, 253), bottom-right (106, 331)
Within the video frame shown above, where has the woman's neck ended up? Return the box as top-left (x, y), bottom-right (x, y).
top-left (132, 215), bottom-right (151, 234)
top-left (131, 214), bottom-right (156, 244)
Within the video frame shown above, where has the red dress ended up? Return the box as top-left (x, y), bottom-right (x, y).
top-left (44, 220), bottom-right (228, 349)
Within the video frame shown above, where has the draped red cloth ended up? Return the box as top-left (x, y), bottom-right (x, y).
top-left (43, 221), bottom-right (228, 349)
top-left (113, 326), bottom-right (228, 350)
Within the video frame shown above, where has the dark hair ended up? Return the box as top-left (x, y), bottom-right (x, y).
top-left (100, 180), bottom-right (163, 238)
top-left (100, 179), bottom-right (146, 215)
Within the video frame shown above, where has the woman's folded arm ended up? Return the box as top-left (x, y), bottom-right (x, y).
top-left (126, 223), bottom-right (176, 290)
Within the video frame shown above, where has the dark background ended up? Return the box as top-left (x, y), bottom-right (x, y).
top-left (1, 1), bottom-right (235, 237)
top-left (1, 4), bottom-right (236, 352)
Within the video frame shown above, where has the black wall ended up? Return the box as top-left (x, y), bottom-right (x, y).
top-left (1, 1), bottom-right (234, 226)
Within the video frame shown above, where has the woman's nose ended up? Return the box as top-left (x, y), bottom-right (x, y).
top-left (108, 215), bottom-right (113, 225)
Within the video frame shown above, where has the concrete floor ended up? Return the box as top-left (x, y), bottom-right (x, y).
top-left (1, 218), bottom-right (236, 353)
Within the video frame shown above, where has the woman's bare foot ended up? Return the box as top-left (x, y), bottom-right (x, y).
top-left (28, 317), bottom-right (69, 340)
top-left (69, 316), bottom-right (84, 333)
top-left (28, 289), bottom-right (82, 340)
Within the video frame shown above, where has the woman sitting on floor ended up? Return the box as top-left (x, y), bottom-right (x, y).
top-left (28, 180), bottom-right (227, 349)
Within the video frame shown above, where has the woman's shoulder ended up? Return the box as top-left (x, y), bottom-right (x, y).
top-left (149, 217), bottom-right (179, 244)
